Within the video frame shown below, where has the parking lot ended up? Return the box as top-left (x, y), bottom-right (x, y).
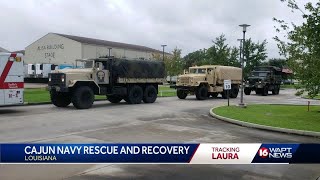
top-left (0, 89), bottom-right (319, 180)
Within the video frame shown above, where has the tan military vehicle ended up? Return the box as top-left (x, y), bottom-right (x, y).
top-left (172, 65), bottom-right (242, 100)
top-left (48, 57), bottom-right (165, 109)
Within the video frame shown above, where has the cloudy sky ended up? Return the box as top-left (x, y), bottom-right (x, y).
top-left (0, 0), bottom-right (313, 58)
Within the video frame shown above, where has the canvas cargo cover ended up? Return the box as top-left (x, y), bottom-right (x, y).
top-left (215, 66), bottom-right (242, 83)
top-left (111, 59), bottom-right (165, 79)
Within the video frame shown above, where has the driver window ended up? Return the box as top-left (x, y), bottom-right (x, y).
top-left (95, 62), bottom-right (103, 70)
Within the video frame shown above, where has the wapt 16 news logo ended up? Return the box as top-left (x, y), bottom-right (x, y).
top-left (258, 147), bottom-right (293, 159)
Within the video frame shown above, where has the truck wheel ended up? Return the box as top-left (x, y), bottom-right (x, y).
top-left (276, 85), bottom-right (280, 95)
top-left (221, 90), bottom-right (228, 99)
top-left (212, 92), bottom-right (218, 98)
top-left (108, 95), bottom-right (122, 103)
top-left (262, 86), bottom-right (269, 96)
top-left (50, 91), bottom-right (71, 107)
top-left (127, 85), bottom-right (143, 104)
top-left (244, 88), bottom-right (251, 95)
top-left (255, 89), bottom-right (262, 95)
top-left (272, 85), bottom-right (280, 95)
top-left (72, 86), bottom-right (94, 109)
top-left (230, 86), bottom-right (239, 98)
top-left (177, 89), bottom-right (188, 99)
top-left (196, 86), bottom-right (208, 100)
top-left (143, 85), bottom-right (157, 103)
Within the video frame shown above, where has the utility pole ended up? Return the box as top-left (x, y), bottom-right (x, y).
top-left (161, 45), bottom-right (167, 61)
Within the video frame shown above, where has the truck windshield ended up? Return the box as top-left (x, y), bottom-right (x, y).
top-left (189, 68), bottom-right (206, 74)
top-left (251, 72), bottom-right (269, 77)
top-left (75, 60), bottom-right (93, 69)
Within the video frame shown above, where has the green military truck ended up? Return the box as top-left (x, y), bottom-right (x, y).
top-left (48, 58), bottom-right (165, 109)
top-left (172, 65), bottom-right (242, 100)
top-left (244, 66), bottom-right (282, 96)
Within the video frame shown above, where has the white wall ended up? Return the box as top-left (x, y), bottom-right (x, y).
top-left (25, 33), bottom-right (163, 65)
top-left (25, 33), bottom-right (82, 65)
top-left (82, 44), bottom-right (156, 60)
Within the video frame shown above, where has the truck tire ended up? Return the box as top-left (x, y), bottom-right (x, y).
top-left (244, 88), bottom-right (251, 95)
top-left (177, 89), bottom-right (188, 99)
top-left (50, 91), bottom-right (71, 107)
top-left (143, 85), bottom-right (157, 103)
top-left (272, 85), bottom-right (280, 95)
top-left (212, 92), bottom-right (219, 98)
top-left (255, 89), bottom-right (262, 95)
top-left (262, 86), bottom-right (269, 96)
top-left (230, 85), bottom-right (239, 98)
top-left (196, 86), bottom-right (208, 100)
top-left (72, 86), bottom-right (94, 109)
top-left (276, 85), bottom-right (280, 95)
top-left (127, 85), bottom-right (143, 104)
top-left (221, 90), bottom-right (228, 99)
top-left (108, 95), bottom-right (122, 103)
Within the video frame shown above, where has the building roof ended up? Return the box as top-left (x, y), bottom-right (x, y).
top-left (0, 46), bottom-right (9, 52)
top-left (12, 50), bottom-right (25, 55)
top-left (53, 33), bottom-right (170, 55)
top-left (282, 68), bottom-right (293, 74)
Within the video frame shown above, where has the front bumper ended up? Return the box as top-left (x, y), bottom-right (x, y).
top-left (245, 83), bottom-right (265, 89)
top-left (171, 85), bottom-right (196, 91)
top-left (48, 85), bottom-right (69, 92)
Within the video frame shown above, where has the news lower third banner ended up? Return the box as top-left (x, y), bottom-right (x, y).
top-left (0, 144), bottom-right (320, 164)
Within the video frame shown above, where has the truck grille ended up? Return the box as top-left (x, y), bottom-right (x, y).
top-left (179, 77), bottom-right (189, 84)
top-left (49, 73), bottom-right (65, 86)
top-left (249, 79), bottom-right (259, 84)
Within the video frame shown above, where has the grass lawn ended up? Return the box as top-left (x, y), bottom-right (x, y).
top-left (213, 104), bottom-right (320, 132)
top-left (24, 85), bottom-right (176, 103)
top-left (158, 85), bottom-right (176, 97)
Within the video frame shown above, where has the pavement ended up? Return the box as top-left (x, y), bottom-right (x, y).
top-left (0, 89), bottom-right (319, 180)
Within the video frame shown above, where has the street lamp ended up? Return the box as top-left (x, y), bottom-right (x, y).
top-left (161, 45), bottom-right (167, 61)
top-left (108, 47), bottom-right (112, 57)
top-left (238, 24), bottom-right (250, 108)
top-left (237, 39), bottom-right (243, 65)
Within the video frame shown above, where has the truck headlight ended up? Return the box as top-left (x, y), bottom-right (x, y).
top-left (61, 75), bottom-right (65, 82)
top-left (48, 75), bottom-right (51, 82)
top-left (259, 80), bottom-right (262, 84)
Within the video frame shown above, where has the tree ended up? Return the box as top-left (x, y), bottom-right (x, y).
top-left (164, 47), bottom-right (184, 76)
top-left (183, 49), bottom-right (206, 69)
top-left (205, 34), bottom-right (240, 66)
top-left (242, 38), bottom-right (268, 78)
top-left (267, 58), bottom-right (288, 68)
top-left (274, 0), bottom-right (320, 97)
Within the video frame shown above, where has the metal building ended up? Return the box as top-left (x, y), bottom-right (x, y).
top-left (25, 33), bottom-right (166, 65)
top-left (0, 47), bottom-right (9, 53)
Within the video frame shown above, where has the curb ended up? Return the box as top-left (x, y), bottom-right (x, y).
top-left (21, 96), bottom-right (174, 106)
top-left (23, 99), bottom-right (108, 106)
top-left (209, 107), bottom-right (320, 138)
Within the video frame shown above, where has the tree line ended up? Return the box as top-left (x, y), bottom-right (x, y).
top-left (161, 34), bottom-right (287, 79)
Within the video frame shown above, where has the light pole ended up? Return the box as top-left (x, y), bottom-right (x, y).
top-left (237, 39), bottom-right (243, 65)
top-left (108, 47), bottom-right (112, 57)
top-left (238, 24), bottom-right (250, 108)
top-left (161, 45), bottom-right (167, 61)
